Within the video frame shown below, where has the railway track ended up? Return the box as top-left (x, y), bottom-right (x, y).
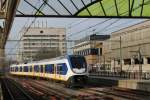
top-left (1, 78), bottom-right (34, 100)
top-left (79, 87), bottom-right (150, 100)
top-left (4, 77), bottom-right (150, 100)
top-left (21, 79), bottom-right (124, 100)
top-left (20, 79), bottom-right (102, 100)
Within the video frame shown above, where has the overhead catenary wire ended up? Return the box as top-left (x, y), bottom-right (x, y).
top-left (67, 18), bottom-right (112, 38)
top-left (5, 19), bottom-right (123, 56)
top-left (7, 18), bottom-right (37, 58)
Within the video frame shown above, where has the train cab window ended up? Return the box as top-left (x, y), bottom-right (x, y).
top-left (24, 66), bottom-right (28, 72)
top-left (45, 64), bottom-right (54, 73)
top-left (69, 56), bottom-right (87, 69)
top-left (57, 63), bottom-right (68, 75)
top-left (34, 65), bottom-right (39, 72)
top-left (40, 65), bottom-right (44, 73)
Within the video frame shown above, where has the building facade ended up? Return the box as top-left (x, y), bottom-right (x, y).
top-left (103, 20), bottom-right (150, 72)
top-left (17, 27), bottom-right (66, 62)
top-left (72, 34), bottom-right (110, 67)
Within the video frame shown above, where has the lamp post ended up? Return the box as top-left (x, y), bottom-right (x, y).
top-left (120, 36), bottom-right (123, 74)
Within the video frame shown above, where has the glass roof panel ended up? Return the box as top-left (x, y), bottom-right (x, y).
top-left (16, 0), bottom-right (150, 17)
top-left (87, 2), bottom-right (104, 16)
top-left (142, 0), bottom-right (150, 16)
top-left (101, 0), bottom-right (117, 16)
top-left (58, 0), bottom-right (78, 14)
top-left (41, 5), bottom-right (57, 15)
top-left (47, 0), bottom-right (72, 15)
top-left (17, 0), bottom-right (36, 15)
top-left (78, 9), bottom-right (90, 16)
top-left (117, 0), bottom-right (129, 16)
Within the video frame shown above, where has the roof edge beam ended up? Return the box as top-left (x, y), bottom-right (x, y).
top-left (15, 14), bottom-right (150, 18)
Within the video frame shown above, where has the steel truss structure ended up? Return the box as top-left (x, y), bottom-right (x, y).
top-left (16, 0), bottom-right (150, 18)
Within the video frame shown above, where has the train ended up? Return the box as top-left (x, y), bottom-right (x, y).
top-left (9, 55), bottom-right (88, 87)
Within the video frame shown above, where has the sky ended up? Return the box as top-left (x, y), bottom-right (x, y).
top-left (5, 18), bottom-right (146, 59)
top-left (5, 0), bottom-right (148, 60)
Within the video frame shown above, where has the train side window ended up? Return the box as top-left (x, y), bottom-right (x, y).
top-left (57, 63), bottom-right (68, 75)
top-left (24, 66), bottom-right (28, 72)
top-left (10, 67), bottom-right (12, 72)
top-left (20, 66), bottom-right (22, 72)
top-left (14, 67), bottom-right (15, 72)
top-left (29, 66), bottom-right (32, 72)
top-left (15, 67), bottom-right (18, 72)
top-left (45, 64), bottom-right (54, 73)
top-left (34, 65), bottom-right (39, 72)
top-left (40, 65), bottom-right (44, 73)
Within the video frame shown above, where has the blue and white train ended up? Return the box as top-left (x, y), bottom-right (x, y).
top-left (10, 55), bottom-right (88, 87)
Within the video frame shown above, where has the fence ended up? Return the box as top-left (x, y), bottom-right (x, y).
top-left (89, 70), bottom-right (150, 80)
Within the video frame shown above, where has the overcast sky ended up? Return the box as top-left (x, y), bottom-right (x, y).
top-left (5, 18), bottom-right (146, 59)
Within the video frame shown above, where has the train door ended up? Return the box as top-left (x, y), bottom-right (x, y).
top-left (54, 64), bottom-right (57, 79)
top-left (57, 64), bottom-right (62, 80)
top-left (40, 65), bottom-right (44, 77)
top-left (43, 65), bottom-right (45, 78)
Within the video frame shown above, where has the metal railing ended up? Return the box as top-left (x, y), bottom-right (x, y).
top-left (89, 70), bottom-right (150, 80)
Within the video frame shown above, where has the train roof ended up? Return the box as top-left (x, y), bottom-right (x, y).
top-left (10, 55), bottom-right (84, 67)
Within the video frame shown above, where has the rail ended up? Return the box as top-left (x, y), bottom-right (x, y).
top-left (1, 78), bottom-right (34, 100)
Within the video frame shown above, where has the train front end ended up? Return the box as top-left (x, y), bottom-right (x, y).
top-left (67, 55), bottom-right (88, 87)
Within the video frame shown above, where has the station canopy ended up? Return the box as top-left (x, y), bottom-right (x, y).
top-left (16, 0), bottom-right (150, 18)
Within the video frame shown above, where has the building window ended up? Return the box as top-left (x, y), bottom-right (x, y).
top-left (117, 59), bottom-right (120, 65)
top-left (147, 57), bottom-right (150, 64)
top-left (99, 48), bottom-right (102, 55)
top-left (40, 30), bottom-right (43, 33)
top-left (124, 59), bottom-right (131, 65)
top-left (32, 43), bottom-right (35, 45)
top-left (134, 58), bottom-right (143, 64)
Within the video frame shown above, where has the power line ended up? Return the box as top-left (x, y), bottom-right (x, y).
top-left (7, 18), bottom-right (37, 57)
top-left (67, 18), bottom-right (112, 37)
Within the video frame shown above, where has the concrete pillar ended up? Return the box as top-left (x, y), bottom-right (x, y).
top-left (131, 58), bottom-right (134, 65)
top-left (111, 59), bottom-right (118, 72)
top-left (122, 60), bottom-right (124, 65)
top-left (143, 57), bottom-right (147, 64)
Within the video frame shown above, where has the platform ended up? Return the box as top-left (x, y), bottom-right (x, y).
top-left (89, 76), bottom-right (150, 92)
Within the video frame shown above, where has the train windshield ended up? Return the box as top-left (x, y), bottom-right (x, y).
top-left (69, 56), bottom-right (87, 69)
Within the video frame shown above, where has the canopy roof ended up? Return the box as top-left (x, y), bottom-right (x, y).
top-left (16, 0), bottom-right (150, 18)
